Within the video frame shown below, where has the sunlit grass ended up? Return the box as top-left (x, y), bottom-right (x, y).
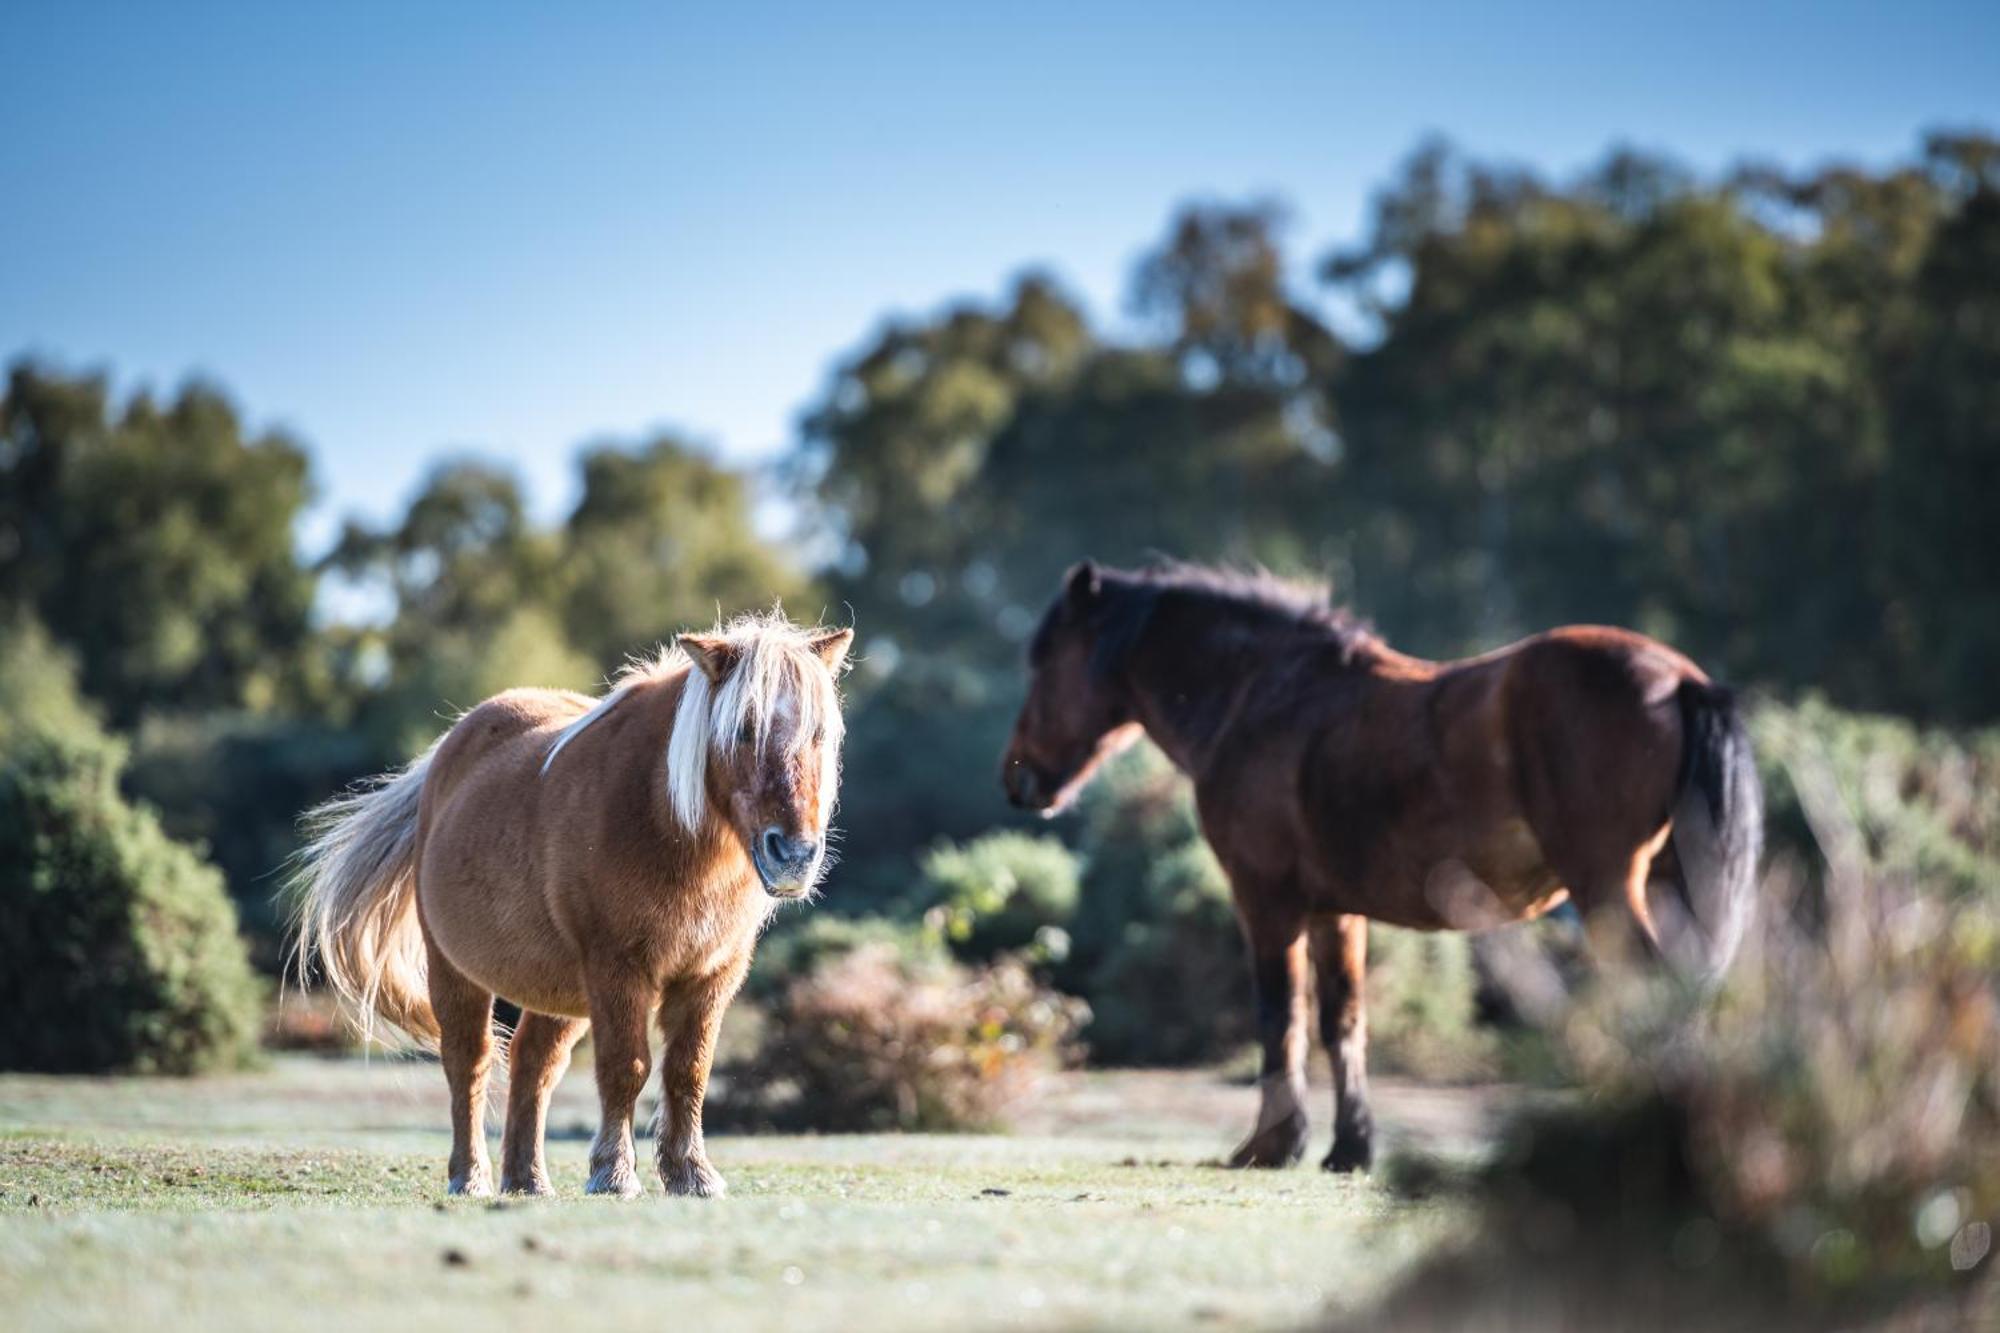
top-left (0, 1058), bottom-right (1478, 1332)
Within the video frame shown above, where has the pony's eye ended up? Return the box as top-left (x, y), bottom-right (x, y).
top-left (738, 720), bottom-right (756, 746)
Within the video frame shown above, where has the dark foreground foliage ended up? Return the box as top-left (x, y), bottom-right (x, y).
top-left (1342, 826), bottom-right (1999, 1330)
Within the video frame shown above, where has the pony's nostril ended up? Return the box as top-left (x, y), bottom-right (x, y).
top-left (761, 827), bottom-right (786, 865)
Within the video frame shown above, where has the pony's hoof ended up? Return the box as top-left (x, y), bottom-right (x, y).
top-left (499, 1174), bottom-right (557, 1198)
top-left (1321, 1138), bottom-right (1374, 1174)
top-left (447, 1169), bottom-right (494, 1198)
top-left (585, 1166), bottom-right (644, 1199)
top-left (1227, 1117), bottom-right (1309, 1169)
top-left (661, 1156), bottom-right (727, 1198)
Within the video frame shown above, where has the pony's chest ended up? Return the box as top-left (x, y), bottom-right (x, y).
top-left (639, 871), bottom-right (770, 977)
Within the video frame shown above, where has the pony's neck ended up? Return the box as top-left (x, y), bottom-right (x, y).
top-left (1120, 643), bottom-right (1252, 776)
top-left (1115, 595), bottom-right (1396, 776)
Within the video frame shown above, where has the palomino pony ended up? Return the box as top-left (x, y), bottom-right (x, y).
top-left (294, 612), bottom-right (852, 1198)
top-left (1001, 561), bottom-right (1761, 1173)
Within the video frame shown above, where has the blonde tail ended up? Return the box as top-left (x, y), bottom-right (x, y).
top-left (289, 738), bottom-right (444, 1046)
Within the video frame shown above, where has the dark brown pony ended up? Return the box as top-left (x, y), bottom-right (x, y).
top-left (1001, 561), bottom-right (1761, 1172)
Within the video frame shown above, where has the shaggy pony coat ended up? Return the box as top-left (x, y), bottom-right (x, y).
top-left (294, 612), bottom-right (852, 1198)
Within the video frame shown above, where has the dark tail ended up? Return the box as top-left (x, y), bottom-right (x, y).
top-left (1667, 680), bottom-right (1763, 979)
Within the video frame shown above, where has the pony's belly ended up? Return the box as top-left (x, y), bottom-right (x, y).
top-left (1468, 818), bottom-right (1567, 915)
top-left (419, 883), bottom-right (592, 1018)
top-left (417, 868), bottom-right (771, 1020)
top-left (1340, 819), bottom-right (1564, 930)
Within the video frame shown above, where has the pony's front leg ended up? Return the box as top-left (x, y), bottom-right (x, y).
top-left (499, 1011), bottom-right (588, 1195)
top-left (1229, 905), bottom-right (1312, 1169)
top-left (583, 972), bottom-right (654, 1198)
top-left (1310, 914), bottom-right (1374, 1172)
top-left (655, 953), bottom-right (752, 1198)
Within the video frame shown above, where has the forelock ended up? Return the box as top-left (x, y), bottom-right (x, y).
top-left (665, 610), bottom-right (849, 831)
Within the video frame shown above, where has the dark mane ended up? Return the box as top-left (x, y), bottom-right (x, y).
top-left (1118, 561), bottom-right (1373, 653)
top-left (1030, 558), bottom-right (1377, 673)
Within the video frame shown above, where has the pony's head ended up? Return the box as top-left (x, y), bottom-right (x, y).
top-left (667, 614), bottom-right (853, 898)
top-left (1001, 561), bottom-right (1143, 816)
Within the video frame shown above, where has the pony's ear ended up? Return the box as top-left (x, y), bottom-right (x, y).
top-left (1065, 560), bottom-right (1102, 607)
top-left (807, 627), bottom-right (854, 675)
top-left (677, 633), bottom-right (738, 683)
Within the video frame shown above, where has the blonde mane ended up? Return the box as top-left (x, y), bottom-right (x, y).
top-left (541, 611), bottom-right (846, 833)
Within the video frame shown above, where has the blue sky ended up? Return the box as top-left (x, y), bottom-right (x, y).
top-left (4, 2), bottom-right (1997, 551)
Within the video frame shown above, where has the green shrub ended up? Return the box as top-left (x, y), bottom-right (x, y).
top-left (1083, 836), bottom-right (1252, 1066)
top-left (1067, 746), bottom-right (1250, 1065)
top-left (125, 712), bottom-right (382, 963)
top-left (0, 616), bottom-right (101, 748)
top-left (722, 934), bottom-right (1087, 1132)
top-left (1069, 743), bottom-right (1210, 976)
top-left (1752, 696), bottom-right (2000, 902)
top-left (1366, 926), bottom-right (1499, 1080)
top-left (0, 727), bottom-right (263, 1074)
top-left (918, 830), bottom-right (1081, 965)
top-left (741, 911), bottom-right (953, 1004)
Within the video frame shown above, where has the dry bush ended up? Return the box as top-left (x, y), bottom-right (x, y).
top-left (721, 940), bottom-right (1087, 1133)
top-left (263, 989), bottom-right (366, 1054)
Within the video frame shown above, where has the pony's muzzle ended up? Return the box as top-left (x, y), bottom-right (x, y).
top-left (1002, 758), bottom-right (1043, 810)
top-left (1002, 759), bottom-right (1065, 816)
top-left (754, 827), bottom-right (821, 897)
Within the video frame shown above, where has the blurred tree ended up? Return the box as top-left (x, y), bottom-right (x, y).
top-left (324, 458), bottom-right (556, 656)
top-left (796, 272), bottom-right (1091, 629)
top-left (1131, 197), bottom-right (1341, 390)
top-left (559, 434), bottom-right (809, 664)
top-left (795, 212), bottom-right (1343, 903)
top-left (0, 365), bottom-right (317, 725)
top-left (124, 712), bottom-right (380, 963)
top-left (328, 441), bottom-right (809, 756)
top-left (1320, 136), bottom-right (1997, 719)
top-left (324, 460), bottom-right (590, 750)
top-left (1874, 134), bottom-right (2000, 719)
top-left (790, 276), bottom-right (1095, 901)
top-left (795, 133), bottom-right (2000, 908)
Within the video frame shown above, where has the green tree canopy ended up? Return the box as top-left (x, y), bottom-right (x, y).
top-left (0, 365), bottom-right (316, 725)
top-left (1320, 135), bottom-right (1999, 718)
top-left (560, 435), bottom-right (809, 664)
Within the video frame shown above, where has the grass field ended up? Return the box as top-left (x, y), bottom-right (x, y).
top-left (0, 1057), bottom-right (1508, 1331)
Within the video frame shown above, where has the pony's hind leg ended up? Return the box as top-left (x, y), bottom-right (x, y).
top-left (1570, 828), bottom-right (1672, 971)
top-left (583, 970), bottom-right (654, 1198)
top-left (426, 943), bottom-right (496, 1197)
top-left (1310, 914), bottom-right (1374, 1173)
top-left (499, 1011), bottom-right (588, 1196)
top-left (655, 952), bottom-right (753, 1198)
